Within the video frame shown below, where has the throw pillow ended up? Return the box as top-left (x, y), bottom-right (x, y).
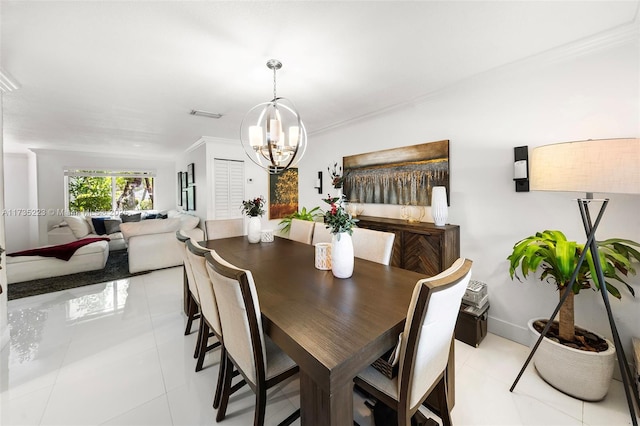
top-left (158, 213), bottom-right (168, 219)
top-left (104, 219), bottom-right (122, 234)
top-left (91, 217), bottom-right (109, 235)
top-left (120, 213), bottom-right (142, 223)
top-left (144, 213), bottom-right (158, 220)
top-left (64, 216), bottom-right (91, 239)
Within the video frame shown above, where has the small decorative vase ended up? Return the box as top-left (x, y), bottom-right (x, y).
top-left (431, 186), bottom-right (448, 226)
top-left (331, 232), bottom-right (354, 279)
top-left (247, 216), bottom-right (261, 243)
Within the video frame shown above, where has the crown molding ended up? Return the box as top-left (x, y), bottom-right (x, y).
top-left (311, 19), bottom-right (640, 137)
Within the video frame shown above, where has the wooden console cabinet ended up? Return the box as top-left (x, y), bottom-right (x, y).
top-left (356, 216), bottom-right (460, 276)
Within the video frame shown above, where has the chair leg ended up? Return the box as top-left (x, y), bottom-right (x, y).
top-left (254, 387), bottom-right (267, 426)
top-left (216, 352), bottom-right (234, 422)
top-left (213, 345), bottom-right (226, 409)
top-left (194, 315), bottom-right (205, 359)
top-left (195, 320), bottom-right (210, 372)
top-left (185, 295), bottom-right (200, 336)
top-left (436, 376), bottom-right (452, 426)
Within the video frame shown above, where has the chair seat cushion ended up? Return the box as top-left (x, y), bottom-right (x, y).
top-left (265, 335), bottom-right (297, 382)
top-left (357, 364), bottom-right (399, 401)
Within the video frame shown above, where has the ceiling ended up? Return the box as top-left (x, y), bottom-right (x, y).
top-left (2, 1), bottom-right (638, 158)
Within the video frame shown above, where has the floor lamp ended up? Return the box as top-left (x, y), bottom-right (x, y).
top-left (509, 138), bottom-right (640, 425)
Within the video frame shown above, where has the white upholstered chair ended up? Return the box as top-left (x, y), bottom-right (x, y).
top-left (288, 218), bottom-right (315, 244)
top-left (205, 250), bottom-right (300, 426)
top-left (311, 222), bottom-right (332, 245)
top-left (351, 227), bottom-right (396, 265)
top-left (354, 258), bottom-right (473, 426)
top-left (205, 218), bottom-right (244, 240)
top-left (176, 231), bottom-right (200, 340)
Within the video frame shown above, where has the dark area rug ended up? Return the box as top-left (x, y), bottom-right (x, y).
top-left (8, 249), bottom-right (149, 300)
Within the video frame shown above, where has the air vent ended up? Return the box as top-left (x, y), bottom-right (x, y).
top-left (189, 109), bottom-right (222, 119)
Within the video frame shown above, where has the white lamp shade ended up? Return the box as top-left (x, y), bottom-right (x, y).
top-left (530, 138), bottom-right (640, 194)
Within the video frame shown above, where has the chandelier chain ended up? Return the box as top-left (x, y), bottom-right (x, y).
top-left (273, 66), bottom-right (277, 100)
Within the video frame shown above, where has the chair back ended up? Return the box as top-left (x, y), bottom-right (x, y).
top-left (176, 231), bottom-right (198, 301)
top-left (288, 219), bottom-right (315, 244)
top-left (311, 222), bottom-right (332, 245)
top-left (399, 258), bottom-right (472, 410)
top-left (352, 227), bottom-right (396, 265)
top-left (205, 218), bottom-right (244, 240)
top-left (186, 239), bottom-right (222, 336)
top-left (205, 250), bottom-right (266, 387)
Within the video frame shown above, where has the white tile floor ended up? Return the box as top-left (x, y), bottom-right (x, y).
top-left (1, 266), bottom-right (638, 426)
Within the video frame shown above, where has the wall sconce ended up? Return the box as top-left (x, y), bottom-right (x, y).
top-left (513, 145), bottom-right (529, 192)
top-left (314, 171), bottom-right (323, 194)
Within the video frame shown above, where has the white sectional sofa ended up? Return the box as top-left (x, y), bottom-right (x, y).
top-left (119, 212), bottom-right (204, 273)
top-left (48, 215), bottom-right (127, 251)
top-left (7, 240), bottom-right (109, 284)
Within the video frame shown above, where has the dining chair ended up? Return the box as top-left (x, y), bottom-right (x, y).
top-left (311, 221), bottom-right (332, 245)
top-left (186, 239), bottom-right (223, 374)
top-left (176, 231), bottom-right (200, 340)
top-left (354, 258), bottom-right (473, 426)
top-left (205, 218), bottom-right (245, 240)
top-left (351, 227), bottom-right (396, 265)
top-left (205, 250), bottom-right (300, 426)
top-left (288, 218), bottom-right (315, 244)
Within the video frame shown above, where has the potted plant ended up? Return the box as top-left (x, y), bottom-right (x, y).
top-left (278, 206), bottom-right (323, 236)
top-left (241, 196), bottom-right (265, 243)
top-left (507, 230), bottom-right (640, 400)
top-left (323, 195), bottom-right (358, 278)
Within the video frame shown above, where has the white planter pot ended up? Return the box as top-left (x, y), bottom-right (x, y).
top-left (247, 216), bottom-right (261, 244)
top-left (331, 232), bottom-right (354, 279)
top-left (528, 319), bottom-right (616, 401)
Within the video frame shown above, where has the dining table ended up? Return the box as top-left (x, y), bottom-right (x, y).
top-left (200, 235), bottom-right (451, 425)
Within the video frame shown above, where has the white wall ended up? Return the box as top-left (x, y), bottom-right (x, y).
top-left (3, 152), bottom-right (38, 251)
top-left (31, 149), bottom-right (176, 246)
top-left (298, 36), bottom-right (640, 356)
top-left (0, 91), bottom-right (9, 351)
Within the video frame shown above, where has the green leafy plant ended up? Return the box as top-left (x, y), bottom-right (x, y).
top-left (322, 195), bottom-right (358, 238)
top-left (507, 230), bottom-right (640, 342)
top-left (278, 206), bottom-right (323, 235)
top-left (241, 196), bottom-right (266, 217)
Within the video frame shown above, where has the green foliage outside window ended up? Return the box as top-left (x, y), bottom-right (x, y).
top-left (68, 176), bottom-right (113, 212)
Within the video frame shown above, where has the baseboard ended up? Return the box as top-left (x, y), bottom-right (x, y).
top-left (487, 315), bottom-right (529, 346)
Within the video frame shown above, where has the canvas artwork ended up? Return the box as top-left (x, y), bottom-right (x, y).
top-left (269, 168), bottom-right (298, 219)
top-left (343, 140), bottom-right (449, 206)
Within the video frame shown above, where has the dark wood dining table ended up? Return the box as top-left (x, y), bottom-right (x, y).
top-left (200, 236), bottom-right (430, 425)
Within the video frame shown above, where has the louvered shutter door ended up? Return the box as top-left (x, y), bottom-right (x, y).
top-left (214, 159), bottom-right (244, 219)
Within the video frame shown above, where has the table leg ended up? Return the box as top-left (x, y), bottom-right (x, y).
top-left (300, 371), bottom-right (354, 426)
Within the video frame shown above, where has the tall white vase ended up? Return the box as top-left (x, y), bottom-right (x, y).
top-left (247, 216), bottom-right (261, 243)
top-left (431, 186), bottom-right (448, 226)
top-left (331, 232), bottom-right (354, 279)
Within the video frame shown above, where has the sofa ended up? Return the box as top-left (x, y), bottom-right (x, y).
top-left (119, 212), bottom-right (204, 273)
top-left (48, 215), bottom-right (127, 251)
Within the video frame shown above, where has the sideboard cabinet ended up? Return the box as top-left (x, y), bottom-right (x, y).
top-left (355, 216), bottom-right (460, 276)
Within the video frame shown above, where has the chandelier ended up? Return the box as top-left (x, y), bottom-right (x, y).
top-left (240, 59), bottom-right (307, 174)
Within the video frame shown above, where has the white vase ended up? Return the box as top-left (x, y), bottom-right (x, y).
top-left (431, 186), bottom-right (448, 226)
top-left (247, 216), bottom-right (261, 243)
top-left (331, 232), bottom-right (354, 279)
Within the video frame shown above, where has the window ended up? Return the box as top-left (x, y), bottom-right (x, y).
top-left (213, 159), bottom-right (244, 219)
top-left (65, 169), bottom-right (155, 213)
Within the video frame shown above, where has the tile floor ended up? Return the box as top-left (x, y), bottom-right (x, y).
top-left (1, 266), bottom-right (638, 425)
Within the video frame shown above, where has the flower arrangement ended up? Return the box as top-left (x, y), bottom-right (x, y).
top-left (322, 195), bottom-right (358, 237)
top-left (328, 162), bottom-right (346, 189)
top-left (241, 196), bottom-right (266, 217)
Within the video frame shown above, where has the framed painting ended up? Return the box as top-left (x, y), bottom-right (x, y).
top-left (177, 172), bottom-right (183, 205)
top-left (186, 186), bottom-right (196, 211)
top-left (181, 171), bottom-right (188, 189)
top-left (187, 163), bottom-right (195, 185)
top-left (343, 140), bottom-right (449, 206)
top-left (269, 168), bottom-right (298, 219)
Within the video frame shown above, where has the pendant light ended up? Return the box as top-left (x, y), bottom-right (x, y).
top-left (240, 59), bottom-right (307, 174)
